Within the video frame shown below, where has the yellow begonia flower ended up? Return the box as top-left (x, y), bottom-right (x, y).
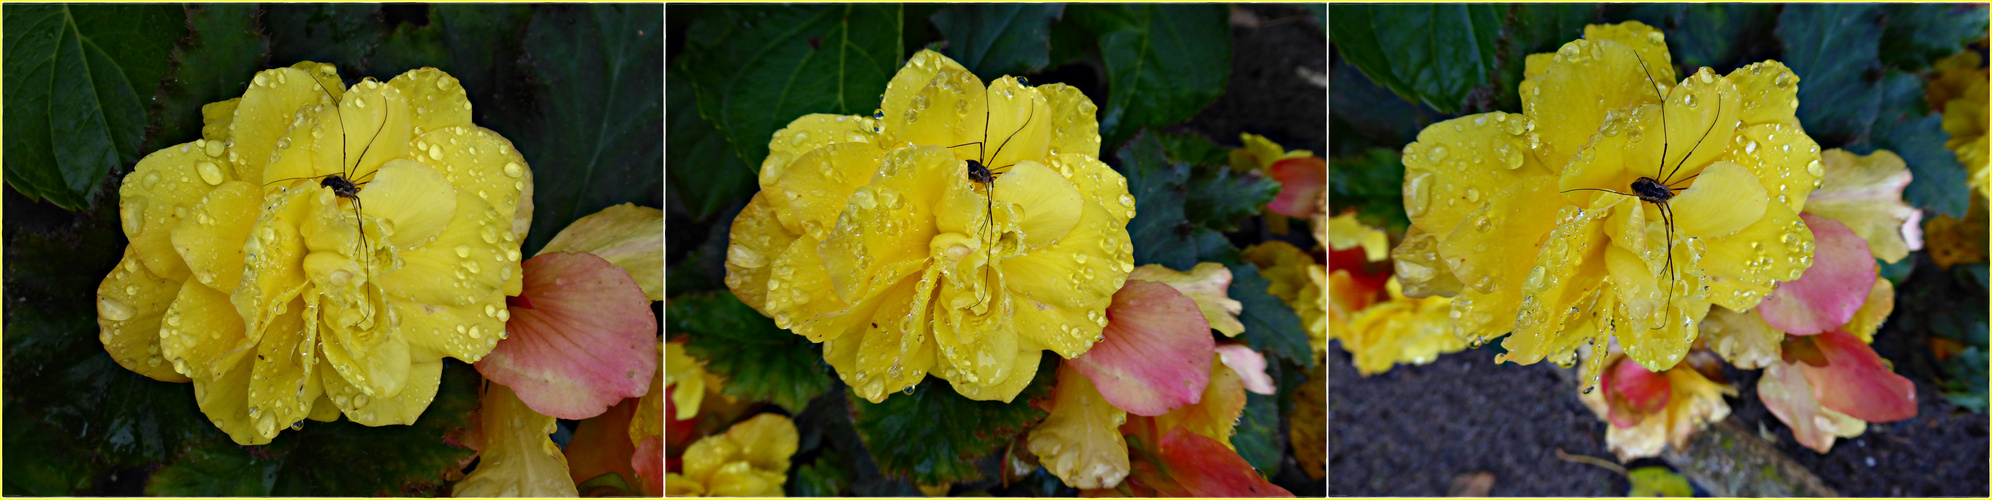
top-left (1932, 52), bottom-right (1990, 199)
top-left (1578, 351), bottom-right (1736, 461)
top-left (1244, 241), bottom-right (1327, 356)
top-left (96, 62), bottom-right (532, 445)
top-left (723, 50), bottom-right (1134, 403)
top-left (1397, 22), bottom-right (1821, 381)
top-left (1230, 132), bottom-right (1314, 173)
top-left (665, 341), bottom-right (726, 421)
top-left (667, 413), bottom-right (799, 497)
top-left (1327, 212), bottom-right (1389, 262)
top-left (1340, 278), bottom-right (1467, 375)
top-left (453, 384), bottom-right (579, 497)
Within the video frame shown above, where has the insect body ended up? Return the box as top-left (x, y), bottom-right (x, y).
top-left (946, 80), bottom-right (1037, 310)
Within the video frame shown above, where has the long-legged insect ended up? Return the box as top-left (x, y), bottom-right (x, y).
top-left (262, 72), bottom-right (388, 315)
top-left (1558, 51), bottom-right (1721, 331)
top-left (945, 81), bottom-right (1037, 311)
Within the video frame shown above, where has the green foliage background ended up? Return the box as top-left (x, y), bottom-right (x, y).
top-left (2, 4), bottom-right (663, 495)
top-left (665, 3), bottom-right (1324, 496)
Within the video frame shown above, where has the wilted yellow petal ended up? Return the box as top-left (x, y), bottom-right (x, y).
top-left (1699, 306), bottom-right (1783, 369)
top-left (1128, 263), bottom-right (1245, 337)
top-left (1028, 363), bottom-right (1130, 489)
top-left (1804, 149), bottom-right (1920, 263)
top-left (454, 384), bottom-right (580, 497)
top-left (1844, 277), bottom-right (1895, 344)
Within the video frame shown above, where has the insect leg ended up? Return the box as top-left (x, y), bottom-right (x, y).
top-left (1663, 91), bottom-right (1722, 184)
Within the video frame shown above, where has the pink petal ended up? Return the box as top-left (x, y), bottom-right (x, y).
top-left (1157, 428), bottom-right (1295, 497)
top-left (1267, 157), bottom-right (1326, 219)
top-left (1759, 214), bottom-right (1878, 335)
top-left (1215, 344), bottom-right (1276, 395)
top-left (1069, 280), bottom-right (1215, 416)
top-left (1799, 330), bottom-right (1918, 423)
top-left (634, 436), bottom-right (664, 497)
top-left (1758, 361), bottom-right (1863, 453)
top-left (1602, 356), bottom-right (1672, 429)
top-left (478, 252), bottom-right (660, 420)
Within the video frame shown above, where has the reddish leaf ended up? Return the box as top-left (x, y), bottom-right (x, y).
top-left (1069, 280), bottom-right (1215, 416)
top-left (566, 397), bottom-right (640, 491)
top-left (634, 437), bottom-right (664, 497)
top-left (1800, 330), bottom-right (1917, 423)
top-left (478, 252), bottom-right (660, 419)
top-left (1758, 215), bottom-right (1878, 335)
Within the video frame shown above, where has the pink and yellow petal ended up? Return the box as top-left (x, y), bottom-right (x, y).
top-left (1757, 214), bottom-right (1875, 336)
top-left (1144, 354), bottom-right (1246, 448)
top-left (1804, 149), bottom-right (1920, 263)
top-left (1700, 306), bottom-right (1784, 369)
top-left (538, 203), bottom-right (664, 300)
top-left (1068, 280), bottom-right (1213, 416)
top-left (1268, 156), bottom-right (1326, 219)
top-left (1128, 263), bottom-right (1245, 337)
top-left (1759, 361), bottom-right (1865, 453)
top-left (97, 247), bottom-right (191, 383)
top-left (1800, 330), bottom-right (1916, 423)
top-left (1844, 277), bottom-right (1894, 343)
top-left (478, 252), bottom-right (658, 420)
top-left (1215, 344), bottom-right (1276, 395)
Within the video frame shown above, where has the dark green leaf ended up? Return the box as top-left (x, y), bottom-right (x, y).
top-left (1864, 70), bottom-right (1969, 218)
top-left (791, 458), bottom-right (854, 497)
top-left (666, 64), bottom-right (757, 221)
top-left (1329, 148), bottom-right (1411, 234)
top-left (850, 355), bottom-right (1054, 484)
top-left (261, 4), bottom-right (381, 76)
top-left (3, 408), bottom-right (97, 495)
top-left (1626, 466), bottom-right (1694, 497)
top-left (1231, 264), bottom-right (1314, 369)
top-left (1121, 132), bottom-right (1255, 270)
top-left (1328, 58), bottom-right (1426, 157)
top-left (930, 4), bottom-right (1064, 81)
top-left (1606, 4), bottom-right (1778, 71)
top-left (665, 202), bottom-right (737, 297)
top-left (431, 4), bottom-right (535, 127)
top-left (1155, 132), bottom-right (1279, 232)
top-left (1878, 4), bottom-right (1989, 70)
top-left (517, 5), bottom-right (665, 253)
top-left (145, 439), bottom-right (281, 496)
top-left (1232, 391), bottom-right (1281, 477)
top-left (146, 4), bottom-right (270, 153)
top-left (1777, 4), bottom-right (1884, 148)
top-left (670, 291), bottom-right (833, 413)
top-left (678, 4), bottom-right (904, 169)
top-left (1329, 4), bottom-right (1502, 114)
top-left (1094, 4), bottom-right (1232, 147)
top-left (1493, 4), bottom-right (1596, 112)
top-left (368, 16), bottom-right (450, 77)
top-left (4, 4), bottom-right (186, 209)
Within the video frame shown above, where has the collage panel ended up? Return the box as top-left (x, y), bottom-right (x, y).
top-left (664, 3), bottom-right (1326, 497)
top-left (1327, 3), bottom-right (1991, 497)
top-left (1, 3), bottom-right (665, 496)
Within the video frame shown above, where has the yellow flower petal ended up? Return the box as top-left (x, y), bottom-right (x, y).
top-left (1341, 278), bottom-right (1467, 375)
top-left (723, 192), bottom-right (799, 315)
top-left (1698, 198), bottom-right (1812, 310)
top-left (1844, 277), bottom-right (1895, 344)
top-left (390, 289), bottom-right (508, 363)
top-left (159, 281), bottom-right (251, 381)
top-left (1389, 225), bottom-right (1462, 297)
top-left (984, 77), bottom-right (1054, 170)
top-left (817, 147), bottom-right (951, 302)
top-left (1520, 28), bottom-right (1670, 170)
top-left (1699, 306), bottom-right (1783, 369)
top-left (1028, 362), bottom-right (1130, 489)
top-left (408, 126), bottom-right (532, 230)
top-left (1725, 61), bottom-right (1803, 128)
top-left (122, 140), bottom-right (238, 281)
top-left (1438, 177), bottom-right (1568, 339)
top-left (1501, 204), bottom-right (1611, 366)
top-left (319, 306), bottom-right (414, 404)
top-left (1669, 162), bottom-right (1768, 238)
top-left (201, 98), bottom-right (240, 142)
top-left (1000, 200), bottom-right (1131, 313)
top-left (374, 186), bottom-right (515, 307)
top-left (194, 357), bottom-right (269, 445)
top-left (229, 64), bottom-right (339, 184)
top-left (1326, 212), bottom-right (1388, 262)
top-left (761, 113), bottom-right (884, 186)
top-left (679, 414), bottom-right (797, 497)
top-left (1039, 84), bottom-right (1104, 159)
top-left (230, 188), bottom-right (313, 338)
top-left (538, 203), bottom-right (664, 300)
top-left (321, 353), bottom-right (440, 426)
top-left (993, 161), bottom-right (1084, 249)
top-left (245, 298), bottom-right (324, 440)
top-left (1128, 263), bottom-right (1246, 337)
top-left (97, 247), bottom-right (191, 383)
top-left (1716, 122), bottom-right (1823, 215)
top-left (453, 384), bottom-right (580, 497)
top-left (171, 181), bottom-right (260, 291)
top-left (825, 274), bottom-right (939, 402)
top-left (384, 68), bottom-right (474, 135)
top-left (357, 159), bottom-right (458, 249)
top-left (880, 50), bottom-right (975, 146)
top-left (665, 342), bottom-right (708, 420)
top-left (1400, 111), bottom-right (1552, 236)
